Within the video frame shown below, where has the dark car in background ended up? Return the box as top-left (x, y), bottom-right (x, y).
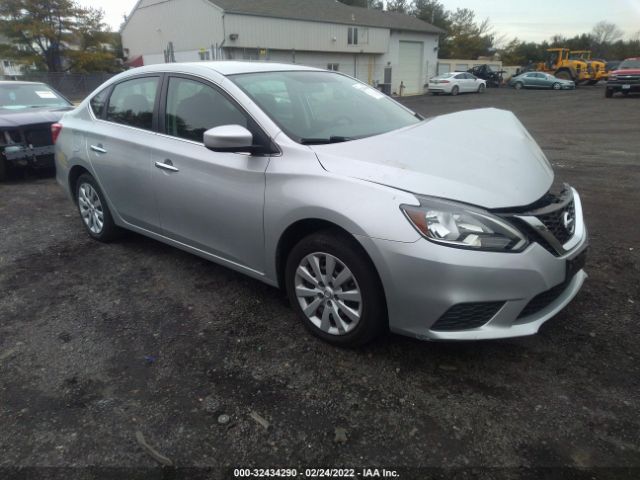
top-left (605, 58), bottom-right (640, 98)
top-left (0, 81), bottom-right (73, 180)
top-left (509, 72), bottom-right (576, 90)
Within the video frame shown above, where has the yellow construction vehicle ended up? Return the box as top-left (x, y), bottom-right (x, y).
top-left (536, 48), bottom-right (592, 84)
top-left (569, 50), bottom-right (608, 84)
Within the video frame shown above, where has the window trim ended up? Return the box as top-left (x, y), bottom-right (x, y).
top-left (158, 73), bottom-right (279, 156)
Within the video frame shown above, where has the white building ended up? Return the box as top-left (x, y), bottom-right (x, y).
top-left (121, 0), bottom-right (442, 95)
top-left (0, 35), bottom-right (24, 79)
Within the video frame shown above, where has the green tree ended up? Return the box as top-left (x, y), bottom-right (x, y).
top-left (442, 8), bottom-right (494, 59)
top-left (386, 0), bottom-right (411, 14)
top-left (0, 0), bottom-right (121, 72)
top-left (338, 0), bottom-right (383, 8)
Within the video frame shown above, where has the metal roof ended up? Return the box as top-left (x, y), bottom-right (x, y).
top-left (210, 0), bottom-right (443, 34)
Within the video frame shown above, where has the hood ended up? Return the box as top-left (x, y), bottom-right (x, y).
top-left (611, 68), bottom-right (640, 75)
top-left (0, 106), bottom-right (73, 129)
top-left (310, 108), bottom-right (554, 209)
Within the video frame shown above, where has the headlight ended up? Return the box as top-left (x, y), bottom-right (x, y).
top-left (401, 197), bottom-right (528, 252)
top-left (609, 75), bottom-right (618, 81)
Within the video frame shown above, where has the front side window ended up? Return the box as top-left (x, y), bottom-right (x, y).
top-left (165, 76), bottom-right (248, 142)
top-left (106, 76), bottom-right (158, 130)
top-left (231, 71), bottom-right (420, 144)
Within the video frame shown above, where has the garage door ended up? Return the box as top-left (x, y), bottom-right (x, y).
top-left (397, 41), bottom-right (424, 95)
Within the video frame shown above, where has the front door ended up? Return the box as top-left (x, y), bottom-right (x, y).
top-left (150, 75), bottom-right (270, 272)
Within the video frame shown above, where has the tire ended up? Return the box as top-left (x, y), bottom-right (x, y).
top-left (451, 86), bottom-right (459, 96)
top-left (431, 92), bottom-right (439, 96)
top-left (285, 230), bottom-right (387, 347)
top-left (478, 83), bottom-right (486, 93)
top-left (514, 82), bottom-right (523, 90)
top-left (555, 70), bottom-right (573, 81)
top-left (75, 173), bottom-right (121, 242)
top-left (605, 88), bottom-right (613, 98)
top-left (587, 80), bottom-right (599, 86)
top-left (552, 82), bottom-right (561, 90)
top-left (0, 157), bottom-right (7, 182)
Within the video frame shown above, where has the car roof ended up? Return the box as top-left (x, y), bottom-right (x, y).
top-left (128, 61), bottom-right (322, 77)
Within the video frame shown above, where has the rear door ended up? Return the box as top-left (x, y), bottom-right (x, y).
top-left (85, 75), bottom-right (161, 231)
top-left (150, 74), bottom-right (270, 272)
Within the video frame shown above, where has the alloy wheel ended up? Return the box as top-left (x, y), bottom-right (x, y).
top-left (294, 252), bottom-right (362, 336)
top-left (78, 182), bottom-right (104, 234)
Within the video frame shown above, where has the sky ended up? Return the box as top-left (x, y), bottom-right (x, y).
top-left (79, 0), bottom-right (640, 44)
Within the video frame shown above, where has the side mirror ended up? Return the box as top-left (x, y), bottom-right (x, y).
top-left (203, 125), bottom-right (254, 153)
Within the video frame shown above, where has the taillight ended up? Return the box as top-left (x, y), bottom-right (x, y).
top-left (51, 123), bottom-right (62, 144)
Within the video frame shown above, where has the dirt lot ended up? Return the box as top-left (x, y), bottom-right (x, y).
top-left (1, 86), bottom-right (639, 479)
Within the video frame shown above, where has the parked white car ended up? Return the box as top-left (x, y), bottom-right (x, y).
top-left (427, 72), bottom-right (487, 96)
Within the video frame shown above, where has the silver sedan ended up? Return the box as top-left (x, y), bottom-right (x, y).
top-left (54, 62), bottom-right (588, 346)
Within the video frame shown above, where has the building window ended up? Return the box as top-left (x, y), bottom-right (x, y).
top-left (3, 60), bottom-right (11, 67)
top-left (327, 63), bottom-right (339, 71)
top-left (348, 27), bottom-right (358, 45)
top-left (199, 50), bottom-right (210, 61)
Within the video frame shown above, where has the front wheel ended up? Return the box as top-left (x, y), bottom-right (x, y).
top-left (451, 86), bottom-right (459, 96)
top-left (605, 88), bottom-right (614, 98)
top-left (285, 230), bottom-right (387, 347)
top-left (478, 83), bottom-right (486, 93)
top-left (76, 173), bottom-right (121, 242)
top-left (552, 82), bottom-right (561, 90)
top-left (0, 158), bottom-right (7, 182)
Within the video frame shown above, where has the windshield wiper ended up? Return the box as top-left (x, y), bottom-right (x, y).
top-left (299, 136), bottom-right (354, 145)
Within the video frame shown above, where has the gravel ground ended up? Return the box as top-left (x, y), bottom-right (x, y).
top-left (1, 86), bottom-right (639, 479)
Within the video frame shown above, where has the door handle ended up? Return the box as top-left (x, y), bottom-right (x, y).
top-left (155, 160), bottom-right (179, 173)
top-left (90, 144), bottom-right (107, 154)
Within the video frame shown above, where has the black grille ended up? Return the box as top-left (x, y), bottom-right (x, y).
top-left (517, 281), bottom-right (568, 319)
top-left (537, 200), bottom-right (575, 245)
top-left (24, 127), bottom-right (53, 147)
top-left (431, 302), bottom-right (504, 331)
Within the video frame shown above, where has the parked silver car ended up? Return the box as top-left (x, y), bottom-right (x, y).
top-left (54, 62), bottom-right (588, 346)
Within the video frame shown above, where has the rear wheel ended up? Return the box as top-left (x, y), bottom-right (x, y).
top-left (451, 86), bottom-right (459, 96)
top-left (0, 158), bottom-right (6, 182)
top-left (554, 70), bottom-right (573, 81)
top-left (587, 80), bottom-right (599, 85)
top-left (285, 230), bottom-right (387, 347)
top-left (605, 88), bottom-right (614, 98)
top-left (514, 82), bottom-right (524, 90)
top-left (76, 173), bottom-right (121, 242)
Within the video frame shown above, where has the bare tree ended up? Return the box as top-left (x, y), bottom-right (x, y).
top-left (591, 21), bottom-right (623, 45)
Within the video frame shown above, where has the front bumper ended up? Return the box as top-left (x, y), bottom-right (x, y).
top-left (358, 191), bottom-right (589, 341)
top-left (606, 82), bottom-right (640, 93)
top-left (2, 144), bottom-right (56, 167)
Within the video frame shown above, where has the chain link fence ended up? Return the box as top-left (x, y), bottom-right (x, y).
top-left (12, 72), bottom-right (118, 102)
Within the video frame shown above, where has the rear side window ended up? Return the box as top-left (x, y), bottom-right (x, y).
top-left (89, 88), bottom-right (109, 118)
top-left (106, 77), bottom-right (159, 130)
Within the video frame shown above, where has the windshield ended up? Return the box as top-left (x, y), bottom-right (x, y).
top-left (0, 83), bottom-right (71, 110)
top-left (230, 71), bottom-right (420, 144)
top-left (619, 59), bottom-right (640, 69)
